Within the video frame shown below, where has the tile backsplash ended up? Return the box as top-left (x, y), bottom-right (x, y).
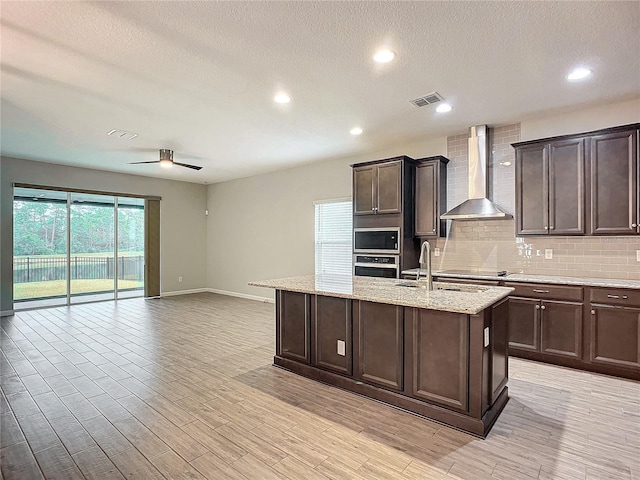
top-left (428, 123), bottom-right (640, 280)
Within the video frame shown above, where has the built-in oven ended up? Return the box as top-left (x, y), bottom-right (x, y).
top-left (353, 227), bottom-right (400, 254)
top-left (353, 254), bottom-right (399, 279)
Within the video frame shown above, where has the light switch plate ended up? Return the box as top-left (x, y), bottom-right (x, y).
top-left (337, 340), bottom-right (345, 356)
top-left (434, 247), bottom-right (440, 257)
top-left (545, 249), bottom-right (553, 260)
top-left (637, 250), bottom-right (640, 262)
top-left (483, 327), bottom-right (490, 347)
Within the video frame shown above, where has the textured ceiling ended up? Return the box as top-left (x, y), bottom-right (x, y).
top-left (1, 1), bottom-right (639, 184)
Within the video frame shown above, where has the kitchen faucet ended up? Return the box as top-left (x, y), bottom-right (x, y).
top-left (416, 241), bottom-right (433, 290)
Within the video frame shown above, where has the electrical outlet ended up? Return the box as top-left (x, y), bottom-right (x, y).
top-left (434, 247), bottom-right (440, 257)
top-left (337, 340), bottom-right (345, 356)
top-left (545, 249), bottom-right (553, 260)
top-left (178, 276), bottom-right (183, 283)
top-left (637, 250), bottom-right (640, 262)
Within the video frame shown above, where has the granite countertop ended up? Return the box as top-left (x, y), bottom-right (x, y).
top-left (249, 274), bottom-right (514, 315)
top-left (401, 268), bottom-right (640, 290)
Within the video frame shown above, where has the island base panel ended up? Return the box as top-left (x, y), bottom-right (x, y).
top-left (273, 355), bottom-right (509, 438)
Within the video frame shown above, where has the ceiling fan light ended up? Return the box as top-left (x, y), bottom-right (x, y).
top-left (159, 158), bottom-right (173, 168)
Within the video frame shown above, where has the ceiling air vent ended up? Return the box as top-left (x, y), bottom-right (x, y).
top-left (409, 92), bottom-right (444, 108)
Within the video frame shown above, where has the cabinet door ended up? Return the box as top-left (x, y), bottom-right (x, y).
top-left (548, 139), bottom-right (585, 234)
top-left (540, 301), bottom-right (583, 359)
top-left (376, 161), bottom-right (402, 214)
top-left (353, 166), bottom-right (375, 215)
top-left (516, 144), bottom-right (549, 235)
top-left (508, 297), bottom-right (540, 352)
top-left (277, 291), bottom-right (310, 363)
top-left (590, 305), bottom-right (640, 370)
top-left (314, 296), bottom-right (352, 375)
top-left (356, 301), bottom-right (403, 390)
top-left (590, 129), bottom-right (638, 234)
top-left (415, 162), bottom-right (437, 236)
top-left (412, 309), bottom-right (468, 411)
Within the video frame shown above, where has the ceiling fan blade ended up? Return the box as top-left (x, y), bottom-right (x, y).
top-left (128, 161), bottom-right (160, 165)
top-left (173, 162), bottom-right (203, 171)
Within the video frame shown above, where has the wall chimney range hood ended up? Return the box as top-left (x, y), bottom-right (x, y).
top-left (440, 125), bottom-right (512, 221)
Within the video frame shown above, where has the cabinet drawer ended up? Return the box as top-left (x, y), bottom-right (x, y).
top-left (590, 287), bottom-right (640, 308)
top-left (505, 282), bottom-right (583, 301)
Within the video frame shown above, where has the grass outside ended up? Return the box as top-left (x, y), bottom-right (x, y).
top-left (14, 279), bottom-right (143, 300)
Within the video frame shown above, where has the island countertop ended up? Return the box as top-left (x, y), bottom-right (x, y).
top-left (249, 274), bottom-right (514, 315)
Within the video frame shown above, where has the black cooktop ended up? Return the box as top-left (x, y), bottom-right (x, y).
top-left (438, 269), bottom-right (508, 277)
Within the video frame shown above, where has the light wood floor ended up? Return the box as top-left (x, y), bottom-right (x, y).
top-left (1, 293), bottom-right (638, 480)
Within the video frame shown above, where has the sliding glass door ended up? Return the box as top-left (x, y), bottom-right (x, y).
top-left (117, 197), bottom-right (145, 298)
top-left (13, 187), bottom-right (146, 309)
top-left (70, 193), bottom-right (116, 304)
top-left (13, 188), bottom-right (69, 309)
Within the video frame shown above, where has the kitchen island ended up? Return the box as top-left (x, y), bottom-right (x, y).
top-left (250, 275), bottom-right (514, 437)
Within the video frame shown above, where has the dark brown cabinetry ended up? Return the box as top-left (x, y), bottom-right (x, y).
top-left (273, 291), bottom-right (510, 437)
top-left (313, 295), bottom-right (352, 375)
top-left (276, 290), bottom-right (310, 363)
top-left (506, 283), bottom-right (583, 360)
top-left (515, 139), bottom-right (585, 235)
top-left (513, 123), bottom-right (639, 236)
top-left (353, 160), bottom-right (402, 215)
top-left (590, 129), bottom-right (638, 234)
top-left (354, 301), bottom-right (403, 391)
top-left (414, 156), bottom-right (448, 237)
top-left (589, 288), bottom-right (640, 371)
top-left (409, 308), bottom-right (468, 411)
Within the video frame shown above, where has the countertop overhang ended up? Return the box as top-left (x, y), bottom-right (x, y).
top-left (249, 274), bottom-right (513, 315)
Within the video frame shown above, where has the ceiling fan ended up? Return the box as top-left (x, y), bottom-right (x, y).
top-left (129, 149), bottom-right (203, 171)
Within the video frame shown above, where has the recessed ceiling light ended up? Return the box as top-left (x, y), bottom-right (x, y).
top-left (436, 103), bottom-right (452, 113)
top-left (566, 67), bottom-right (592, 81)
top-left (373, 49), bottom-right (395, 63)
top-left (350, 127), bottom-right (363, 136)
top-left (274, 92), bottom-right (291, 104)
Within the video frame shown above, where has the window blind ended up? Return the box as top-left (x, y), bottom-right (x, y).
top-left (314, 200), bottom-right (353, 276)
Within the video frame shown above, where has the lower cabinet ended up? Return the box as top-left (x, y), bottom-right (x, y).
top-left (589, 305), bottom-right (640, 370)
top-left (354, 301), bottom-right (403, 391)
top-left (276, 290), bottom-right (311, 363)
top-left (313, 295), bottom-right (352, 375)
top-left (409, 308), bottom-right (469, 411)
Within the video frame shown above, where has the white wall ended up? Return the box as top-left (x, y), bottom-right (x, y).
top-left (206, 137), bottom-right (447, 300)
top-left (1, 157), bottom-right (208, 313)
top-left (521, 97), bottom-right (640, 141)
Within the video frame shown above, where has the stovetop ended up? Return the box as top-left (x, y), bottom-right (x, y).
top-left (438, 269), bottom-right (509, 277)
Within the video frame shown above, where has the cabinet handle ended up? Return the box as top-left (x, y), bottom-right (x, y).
top-left (591, 309), bottom-right (595, 315)
top-left (544, 226), bottom-right (548, 230)
top-left (533, 289), bottom-right (550, 293)
top-left (607, 294), bottom-right (628, 299)
top-left (432, 228), bottom-right (436, 232)
top-left (632, 223), bottom-right (637, 228)
top-left (549, 225), bottom-right (554, 230)
top-left (535, 305), bottom-right (540, 310)
top-left (541, 305), bottom-right (546, 310)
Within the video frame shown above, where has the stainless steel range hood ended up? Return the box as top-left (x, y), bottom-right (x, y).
top-left (440, 125), bottom-right (512, 220)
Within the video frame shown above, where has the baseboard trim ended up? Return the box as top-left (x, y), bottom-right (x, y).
top-left (1, 310), bottom-right (15, 317)
top-left (160, 288), bottom-right (211, 298)
top-left (208, 288), bottom-right (274, 304)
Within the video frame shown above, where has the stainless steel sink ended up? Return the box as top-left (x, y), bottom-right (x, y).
top-left (395, 282), bottom-right (488, 294)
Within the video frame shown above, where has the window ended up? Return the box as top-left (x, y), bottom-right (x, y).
top-left (314, 199), bottom-right (352, 276)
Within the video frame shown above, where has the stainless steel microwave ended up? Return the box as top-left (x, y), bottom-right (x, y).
top-left (353, 227), bottom-right (400, 254)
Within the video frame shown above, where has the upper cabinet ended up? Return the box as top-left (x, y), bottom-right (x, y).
top-left (353, 159), bottom-right (402, 215)
top-left (515, 139), bottom-right (585, 235)
top-left (414, 156), bottom-right (448, 237)
top-left (590, 129), bottom-right (638, 234)
top-left (513, 123), bottom-right (639, 236)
